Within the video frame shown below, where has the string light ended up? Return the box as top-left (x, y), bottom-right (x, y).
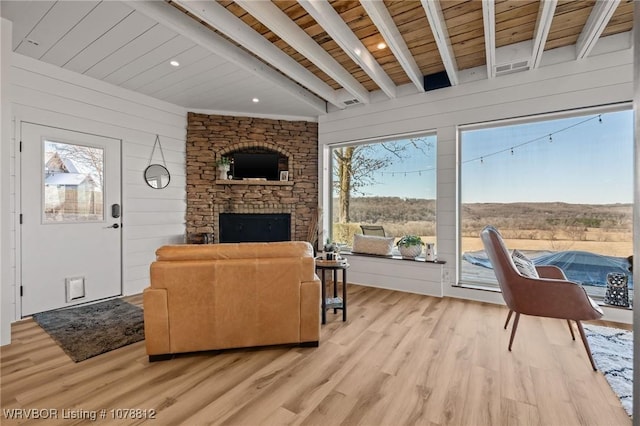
top-left (372, 114), bottom-right (605, 175)
top-left (462, 114), bottom-right (603, 166)
top-left (375, 166), bottom-right (436, 176)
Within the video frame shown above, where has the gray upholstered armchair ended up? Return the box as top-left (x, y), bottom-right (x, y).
top-left (480, 225), bottom-right (604, 371)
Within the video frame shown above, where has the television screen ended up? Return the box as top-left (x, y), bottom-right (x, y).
top-left (233, 153), bottom-right (279, 180)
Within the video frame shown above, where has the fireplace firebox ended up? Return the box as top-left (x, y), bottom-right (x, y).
top-left (219, 213), bottom-right (291, 243)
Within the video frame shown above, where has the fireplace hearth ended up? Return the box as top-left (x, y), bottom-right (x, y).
top-left (219, 213), bottom-right (291, 243)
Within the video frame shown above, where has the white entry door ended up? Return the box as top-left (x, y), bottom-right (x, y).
top-left (21, 122), bottom-right (122, 316)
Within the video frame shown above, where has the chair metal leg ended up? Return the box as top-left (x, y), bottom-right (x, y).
top-left (576, 321), bottom-right (597, 371)
top-left (508, 312), bottom-right (520, 351)
top-left (567, 320), bottom-right (576, 341)
top-left (504, 310), bottom-right (513, 330)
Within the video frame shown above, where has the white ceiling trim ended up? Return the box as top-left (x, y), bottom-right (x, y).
top-left (235, 0), bottom-right (370, 105)
top-left (173, 0), bottom-right (342, 109)
top-left (531, 0), bottom-right (557, 69)
top-left (126, 0), bottom-right (326, 114)
top-left (360, 0), bottom-right (423, 93)
top-left (421, 0), bottom-right (459, 86)
top-left (481, 0), bottom-right (496, 78)
top-left (298, 0), bottom-right (397, 99)
top-left (577, 0), bottom-right (621, 60)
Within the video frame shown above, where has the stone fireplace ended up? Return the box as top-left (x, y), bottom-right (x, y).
top-left (186, 113), bottom-right (318, 244)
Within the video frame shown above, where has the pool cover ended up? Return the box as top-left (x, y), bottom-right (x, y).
top-left (463, 250), bottom-right (633, 288)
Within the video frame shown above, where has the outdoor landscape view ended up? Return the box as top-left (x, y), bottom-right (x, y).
top-left (331, 108), bottom-right (634, 302)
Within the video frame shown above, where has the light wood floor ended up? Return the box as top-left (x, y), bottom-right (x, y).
top-left (1, 285), bottom-right (632, 426)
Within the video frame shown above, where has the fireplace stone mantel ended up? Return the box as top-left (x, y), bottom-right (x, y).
top-left (215, 180), bottom-right (294, 186)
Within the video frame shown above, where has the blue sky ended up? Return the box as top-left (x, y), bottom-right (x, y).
top-left (461, 109), bottom-right (634, 204)
top-left (350, 109), bottom-right (633, 204)
top-left (361, 135), bottom-right (437, 199)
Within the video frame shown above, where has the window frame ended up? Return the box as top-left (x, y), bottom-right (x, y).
top-left (456, 102), bottom-right (633, 291)
top-left (326, 129), bottom-right (438, 250)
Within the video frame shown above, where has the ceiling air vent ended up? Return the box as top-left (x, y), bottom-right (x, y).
top-left (343, 99), bottom-right (360, 106)
top-left (495, 60), bottom-right (530, 76)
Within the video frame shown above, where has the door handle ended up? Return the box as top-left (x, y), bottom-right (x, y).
top-left (105, 224), bottom-right (120, 229)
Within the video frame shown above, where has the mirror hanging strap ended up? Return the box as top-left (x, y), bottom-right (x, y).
top-left (148, 134), bottom-right (168, 168)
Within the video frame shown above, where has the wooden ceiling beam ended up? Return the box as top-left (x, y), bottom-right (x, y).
top-left (360, 0), bottom-right (423, 93)
top-left (298, 0), bottom-right (397, 99)
top-left (576, 0), bottom-right (621, 60)
top-left (531, 0), bottom-right (557, 69)
top-left (127, 1), bottom-right (327, 113)
top-left (482, 0), bottom-right (496, 78)
top-left (420, 0), bottom-right (459, 86)
top-left (235, 0), bottom-right (370, 105)
top-left (171, 0), bottom-right (342, 109)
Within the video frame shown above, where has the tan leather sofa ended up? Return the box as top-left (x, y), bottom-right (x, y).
top-left (143, 241), bottom-right (321, 361)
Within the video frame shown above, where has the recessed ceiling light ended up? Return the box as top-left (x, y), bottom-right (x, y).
top-left (252, 98), bottom-right (259, 103)
top-left (354, 48), bottom-right (361, 56)
top-left (170, 60), bottom-right (180, 67)
top-left (377, 42), bottom-right (387, 50)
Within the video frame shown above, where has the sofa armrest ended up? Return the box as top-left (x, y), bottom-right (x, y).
top-left (300, 278), bottom-right (321, 343)
top-left (143, 287), bottom-right (171, 355)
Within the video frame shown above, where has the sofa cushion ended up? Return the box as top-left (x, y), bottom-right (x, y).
top-left (351, 234), bottom-right (394, 256)
top-left (156, 241), bottom-right (313, 261)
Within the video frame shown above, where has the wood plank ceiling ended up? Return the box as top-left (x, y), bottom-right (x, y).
top-left (173, 0), bottom-right (634, 110)
top-left (1, 1), bottom-right (635, 117)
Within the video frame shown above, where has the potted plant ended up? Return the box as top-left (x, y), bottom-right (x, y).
top-left (217, 157), bottom-right (231, 180)
top-left (323, 238), bottom-right (335, 253)
top-left (396, 235), bottom-right (424, 259)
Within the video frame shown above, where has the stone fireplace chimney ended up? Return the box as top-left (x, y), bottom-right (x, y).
top-left (185, 113), bottom-right (318, 245)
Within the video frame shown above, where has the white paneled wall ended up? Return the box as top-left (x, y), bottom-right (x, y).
top-left (343, 255), bottom-right (444, 297)
top-left (318, 47), bottom-right (634, 320)
top-left (3, 52), bottom-right (187, 329)
top-left (1, 18), bottom-right (12, 345)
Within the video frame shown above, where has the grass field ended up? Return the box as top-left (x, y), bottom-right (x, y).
top-left (335, 198), bottom-right (632, 256)
top-left (462, 236), bottom-right (633, 257)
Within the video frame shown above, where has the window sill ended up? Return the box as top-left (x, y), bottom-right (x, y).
top-left (456, 282), bottom-right (633, 309)
top-left (456, 282), bottom-right (502, 293)
top-left (341, 251), bottom-right (445, 264)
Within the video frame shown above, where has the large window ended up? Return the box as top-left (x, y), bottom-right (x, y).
top-left (459, 107), bottom-right (633, 301)
top-left (330, 134), bottom-right (437, 253)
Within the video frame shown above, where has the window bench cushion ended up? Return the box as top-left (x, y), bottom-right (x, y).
top-left (351, 234), bottom-right (395, 256)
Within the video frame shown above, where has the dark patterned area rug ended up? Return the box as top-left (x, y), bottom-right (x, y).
top-left (32, 298), bottom-right (144, 362)
top-left (584, 324), bottom-right (633, 416)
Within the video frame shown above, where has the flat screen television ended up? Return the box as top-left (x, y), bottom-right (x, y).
top-left (233, 153), bottom-right (279, 180)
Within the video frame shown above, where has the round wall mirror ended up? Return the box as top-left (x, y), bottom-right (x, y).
top-left (144, 164), bottom-right (170, 189)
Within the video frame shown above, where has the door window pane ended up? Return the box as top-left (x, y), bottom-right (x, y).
top-left (44, 140), bottom-right (104, 223)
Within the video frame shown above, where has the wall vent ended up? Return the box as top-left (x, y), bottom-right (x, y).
top-left (495, 60), bottom-right (530, 76)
